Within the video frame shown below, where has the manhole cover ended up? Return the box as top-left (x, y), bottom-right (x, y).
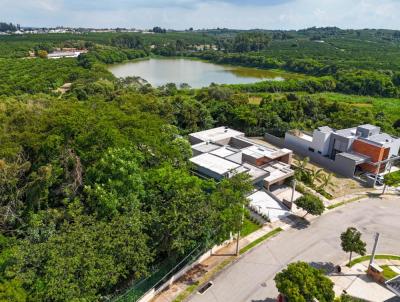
top-left (260, 282), bottom-right (267, 287)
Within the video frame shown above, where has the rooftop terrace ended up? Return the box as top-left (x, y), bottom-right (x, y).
top-left (189, 127), bottom-right (294, 184)
top-left (189, 127), bottom-right (244, 145)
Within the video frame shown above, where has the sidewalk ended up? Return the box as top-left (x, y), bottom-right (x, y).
top-left (331, 259), bottom-right (400, 302)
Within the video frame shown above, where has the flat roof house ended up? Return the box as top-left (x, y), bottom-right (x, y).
top-left (284, 124), bottom-right (400, 178)
top-left (189, 127), bottom-right (294, 190)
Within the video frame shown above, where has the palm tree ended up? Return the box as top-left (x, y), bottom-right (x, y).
top-left (318, 173), bottom-right (334, 191)
top-left (295, 157), bottom-right (310, 181)
top-left (309, 168), bottom-right (324, 187)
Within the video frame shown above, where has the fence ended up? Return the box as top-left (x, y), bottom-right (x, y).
top-left (111, 244), bottom-right (206, 302)
top-left (110, 235), bottom-right (235, 302)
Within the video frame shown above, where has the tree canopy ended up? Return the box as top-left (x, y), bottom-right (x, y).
top-left (383, 170), bottom-right (400, 187)
top-left (294, 193), bottom-right (325, 216)
top-left (340, 227), bottom-right (367, 263)
top-left (274, 261), bottom-right (335, 302)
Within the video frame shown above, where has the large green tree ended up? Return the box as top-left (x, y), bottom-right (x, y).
top-left (0, 235), bottom-right (27, 302)
top-left (210, 173), bottom-right (253, 243)
top-left (340, 227), bottom-right (367, 263)
top-left (85, 147), bottom-right (144, 218)
top-left (12, 203), bottom-right (151, 301)
top-left (143, 164), bottom-right (216, 256)
top-left (294, 193), bottom-right (325, 216)
top-left (274, 261), bottom-right (335, 302)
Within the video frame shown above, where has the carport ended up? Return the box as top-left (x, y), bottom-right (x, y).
top-left (335, 152), bottom-right (371, 178)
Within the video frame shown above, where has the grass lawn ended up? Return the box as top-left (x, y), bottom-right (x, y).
top-left (327, 196), bottom-right (365, 210)
top-left (241, 218), bottom-right (261, 237)
top-left (381, 265), bottom-right (399, 280)
top-left (245, 91), bottom-right (400, 128)
top-left (313, 92), bottom-right (400, 122)
top-left (240, 227), bottom-right (283, 255)
top-left (347, 254), bottom-right (400, 267)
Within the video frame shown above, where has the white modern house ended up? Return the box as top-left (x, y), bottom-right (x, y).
top-left (189, 127), bottom-right (299, 222)
top-left (189, 127), bottom-right (294, 189)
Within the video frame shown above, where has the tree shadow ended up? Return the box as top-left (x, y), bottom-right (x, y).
top-left (384, 297), bottom-right (400, 302)
top-left (285, 215), bottom-right (311, 230)
top-left (367, 192), bottom-right (383, 199)
top-left (309, 261), bottom-right (336, 274)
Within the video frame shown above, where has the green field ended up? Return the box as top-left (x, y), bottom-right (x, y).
top-left (313, 92), bottom-right (400, 121)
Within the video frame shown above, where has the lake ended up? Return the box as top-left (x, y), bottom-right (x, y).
top-left (107, 58), bottom-right (289, 88)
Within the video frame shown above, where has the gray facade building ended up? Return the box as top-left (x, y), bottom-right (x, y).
top-left (284, 124), bottom-right (400, 178)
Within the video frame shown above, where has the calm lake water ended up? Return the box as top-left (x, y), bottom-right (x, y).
top-left (108, 58), bottom-right (288, 88)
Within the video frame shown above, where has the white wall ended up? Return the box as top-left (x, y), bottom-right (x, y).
top-left (284, 133), bottom-right (311, 151)
top-left (311, 130), bottom-right (331, 156)
top-left (386, 138), bottom-right (400, 157)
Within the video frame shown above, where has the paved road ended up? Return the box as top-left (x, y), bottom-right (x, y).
top-left (190, 197), bottom-right (400, 302)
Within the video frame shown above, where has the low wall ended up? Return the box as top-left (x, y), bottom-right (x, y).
top-left (264, 133), bottom-right (285, 148)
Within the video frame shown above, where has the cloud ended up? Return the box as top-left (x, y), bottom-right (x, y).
top-left (1, 0), bottom-right (400, 29)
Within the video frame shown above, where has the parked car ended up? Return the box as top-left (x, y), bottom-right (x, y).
top-left (364, 173), bottom-right (384, 186)
top-left (365, 172), bottom-right (384, 180)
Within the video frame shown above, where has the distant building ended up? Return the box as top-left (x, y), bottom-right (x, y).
top-left (47, 49), bottom-right (88, 59)
top-left (284, 124), bottom-right (400, 177)
top-left (189, 127), bottom-right (294, 190)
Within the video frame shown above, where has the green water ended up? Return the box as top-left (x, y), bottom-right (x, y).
top-left (108, 58), bottom-right (293, 88)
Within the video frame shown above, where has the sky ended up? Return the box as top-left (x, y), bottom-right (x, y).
top-left (1, 0), bottom-right (400, 30)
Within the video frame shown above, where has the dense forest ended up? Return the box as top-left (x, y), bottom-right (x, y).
top-left (1, 26), bottom-right (400, 301)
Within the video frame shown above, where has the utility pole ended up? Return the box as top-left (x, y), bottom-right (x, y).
top-left (369, 233), bottom-right (380, 267)
top-left (290, 179), bottom-right (296, 211)
top-left (382, 160), bottom-right (393, 195)
top-left (374, 162), bottom-right (382, 187)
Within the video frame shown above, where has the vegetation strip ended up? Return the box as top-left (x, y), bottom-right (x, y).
top-left (327, 196), bottom-right (365, 210)
top-left (381, 265), bottom-right (399, 280)
top-left (240, 228), bottom-right (283, 255)
top-left (347, 254), bottom-right (400, 267)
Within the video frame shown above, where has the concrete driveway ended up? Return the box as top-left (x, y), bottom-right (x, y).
top-left (190, 196), bottom-right (400, 302)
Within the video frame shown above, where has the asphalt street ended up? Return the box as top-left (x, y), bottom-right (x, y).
top-left (190, 196), bottom-right (400, 302)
